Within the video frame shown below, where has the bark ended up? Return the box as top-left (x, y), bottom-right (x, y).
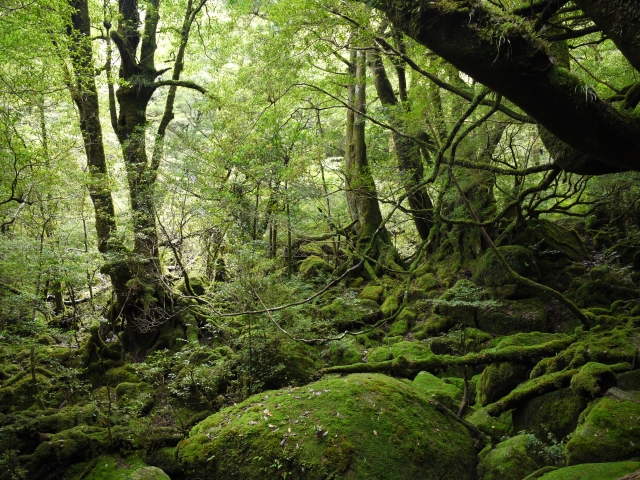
top-left (364, 0), bottom-right (640, 173)
top-left (368, 49), bottom-right (434, 241)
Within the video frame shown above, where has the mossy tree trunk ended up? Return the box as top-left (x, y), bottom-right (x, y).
top-left (345, 48), bottom-right (396, 267)
top-left (67, 0), bottom-right (206, 349)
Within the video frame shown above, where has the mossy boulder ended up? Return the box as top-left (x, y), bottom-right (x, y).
top-left (476, 362), bottom-right (528, 406)
top-left (511, 219), bottom-right (589, 262)
top-left (512, 388), bottom-right (589, 441)
top-left (299, 255), bottom-right (333, 280)
top-left (415, 272), bottom-right (439, 291)
top-left (115, 382), bottom-right (155, 415)
top-left (131, 466), bottom-right (171, 480)
top-left (358, 284), bottom-right (384, 303)
top-left (474, 245), bottom-right (540, 291)
top-left (412, 371), bottom-right (462, 411)
top-left (380, 295), bottom-right (400, 316)
top-left (537, 461), bottom-right (640, 479)
top-left (476, 298), bottom-right (546, 335)
top-left (148, 447), bottom-right (182, 478)
top-left (478, 434), bottom-right (540, 480)
top-left (319, 297), bottom-right (380, 330)
top-left (467, 407), bottom-right (513, 441)
top-left (177, 374), bottom-right (478, 480)
top-left (566, 396), bottom-right (640, 465)
top-left (434, 279), bottom-right (487, 326)
top-left (105, 365), bottom-right (141, 385)
top-left (570, 362), bottom-right (618, 398)
top-left (63, 454), bottom-right (161, 480)
top-left (617, 370), bottom-right (640, 391)
top-left (422, 314), bottom-right (455, 337)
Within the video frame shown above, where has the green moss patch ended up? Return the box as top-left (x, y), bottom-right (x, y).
top-left (537, 461), bottom-right (640, 479)
top-left (177, 373), bottom-right (477, 479)
top-left (566, 397), bottom-right (640, 465)
top-left (412, 371), bottom-right (463, 411)
top-left (478, 434), bottom-right (540, 480)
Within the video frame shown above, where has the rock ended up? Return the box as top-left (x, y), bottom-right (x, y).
top-left (131, 466), bottom-right (171, 480)
top-left (617, 370), bottom-right (640, 391)
top-left (299, 255), bottom-right (333, 280)
top-left (105, 365), bottom-right (141, 385)
top-left (570, 362), bottom-right (618, 398)
top-left (566, 396), bottom-right (640, 465)
top-left (412, 371), bottom-right (463, 411)
top-left (435, 279), bottom-right (487, 326)
top-left (467, 408), bottom-right (513, 441)
top-left (474, 245), bottom-right (540, 295)
top-left (476, 362), bottom-right (528, 406)
top-left (536, 461), bottom-right (640, 479)
top-left (476, 298), bottom-right (546, 335)
top-left (380, 295), bottom-right (400, 316)
top-left (115, 382), bottom-right (155, 416)
top-left (319, 297), bottom-right (380, 330)
top-left (512, 388), bottom-right (589, 441)
top-left (478, 434), bottom-right (540, 480)
top-left (511, 219), bottom-right (589, 262)
top-left (415, 272), bottom-right (439, 291)
top-left (358, 285), bottom-right (384, 303)
top-left (367, 341), bottom-right (430, 363)
top-left (177, 374), bottom-right (478, 480)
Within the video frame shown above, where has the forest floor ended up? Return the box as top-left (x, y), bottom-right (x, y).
top-left (2, 218), bottom-right (640, 479)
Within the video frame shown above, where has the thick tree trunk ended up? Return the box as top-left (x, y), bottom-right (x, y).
top-left (368, 49), bottom-right (434, 241)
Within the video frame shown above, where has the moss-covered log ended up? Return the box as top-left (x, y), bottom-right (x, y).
top-left (322, 335), bottom-right (576, 378)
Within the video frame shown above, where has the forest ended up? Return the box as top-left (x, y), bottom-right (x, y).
top-left (1, 0), bottom-right (640, 478)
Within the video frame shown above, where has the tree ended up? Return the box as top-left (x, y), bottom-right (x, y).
top-left (361, 0), bottom-right (640, 173)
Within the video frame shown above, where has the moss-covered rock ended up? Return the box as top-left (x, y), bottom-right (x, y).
top-left (617, 370), bottom-right (640, 391)
top-left (412, 371), bottom-right (463, 411)
top-left (570, 362), bottom-right (618, 398)
top-left (358, 284), bottom-right (384, 303)
top-left (148, 447), bottom-right (182, 478)
top-left (115, 382), bottom-right (155, 415)
top-left (319, 297), bottom-right (380, 330)
top-left (511, 219), bottom-right (589, 262)
top-left (474, 245), bottom-right (540, 291)
top-left (476, 298), bottom-right (546, 335)
top-left (566, 397), bottom-right (640, 465)
top-left (387, 319), bottom-right (409, 337)
top-left (512, 388), bottom-right (589, 441)
top-left (63, 454), bottom-right (156, 480)
top-left (380, 295), bottom-right (400, 316)
top-left (415, 272), bottom-right (439, 291)
top-left (476, 362), bottom-right (528, 406)
top-left (177, 374), bottom-right (478, 480)
top-left (467, 407), bottom-right (513, 441)
top-left (299, 255), bottom-right (333, 280)
top-left (537, 461), bottom-right (640, 479)
top-left (434, 279), bottom-right (487, 326)
top-left (478, 434), bottom-right (540, 480)
top-left (105, 365), bottom-right (141, 385)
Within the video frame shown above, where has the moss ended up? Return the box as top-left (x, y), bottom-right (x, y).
top-left (570, 362), bottom-right (618, 398)
top-left (298, 255), bottom-right (333, 280)
top-left (65, 454), bottom-right (153, 480)
top-left (177, 374), bottom-right (477, 480)
top-left (387, 319), bottom-right (409, 336)
top-left (131, 466), bottom-right (171, 479)
top-left (537, 461), bottom-right (640, 479)
top-left (511, 219), bottom-right (589, 264)
top-left (115, 382), bottom-right (155, 415)
top-left (420, 314), bottom-right (455, 337)
top-left (474, 245), bottom-right (540, 289)
top-left (367, 341), bottom-right (430, 363)
top-left (495, 332), bottom-right (565, 349)
top-left (478, 435), bottom-right (540, 480)
top-left (476, 362), bottom-right (528, 406)
top-left (412, 371), bottom-right (462, 411)
top-left (467, 407), bottom-right (513, 441)
top-left (415, 272), bottom-right (439, 291)
top-left (105, 365), bottom-right (141, 385)
top-left (358, 284), bottom-right (384, 303)
top-left (380, 295), bottom-right (400, 316)
top-left (434, 279), bottom-right (486, 325)
top-left (148, 447), bottom-right (182, 477)
top-left (566, 396), bottom-right (640, 465)
top-left (512, 387), bottom-right (589, 441)
top-left (476, 298), bottom-right (546, 335)
top-left (319, 297), bottom-right (380, 330)
top-left (594, 232), bottom-right (614, 250)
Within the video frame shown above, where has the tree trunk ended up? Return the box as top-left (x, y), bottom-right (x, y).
top-left (368, 48), bottom-right (434, 241)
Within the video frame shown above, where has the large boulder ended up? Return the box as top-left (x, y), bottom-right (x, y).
top-left (511, 219), bottom-right (589, 263)
top-left (177, 374), bottom-right (478, 479)
top-left (477, 434), bottom-right (541, 480)
top-left (536, 461), bottom-right (640, 479)
top-left (412, 371), bottom-right (463, 411)
top-left (476, 362), bottom-right (528, 407)
top-left (474, 245), bottom-right (540, 298)
top-left (476, 298), bottom-right (546, 335)
top-left (566, 396), bottom-right (640, 465)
